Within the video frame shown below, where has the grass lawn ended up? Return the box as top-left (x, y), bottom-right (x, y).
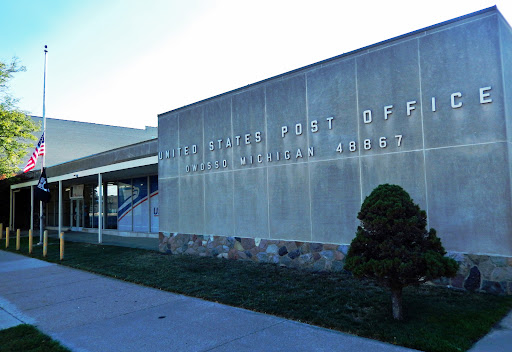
top-left (4, 237), bottom-right (512, 352)
top-left (0, 324), bottom-right (70, 352)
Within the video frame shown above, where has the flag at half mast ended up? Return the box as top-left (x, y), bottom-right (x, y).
top-left (23, 132), bottom-right (45, 173)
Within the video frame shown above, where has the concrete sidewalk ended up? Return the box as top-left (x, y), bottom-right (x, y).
top-left (0, 250), bottom-right (419, 352)
top-left (468, 310), bottom-right (512, 352)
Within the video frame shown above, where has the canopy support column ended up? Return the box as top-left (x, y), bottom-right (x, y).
top-left (30, 185), bottom-right (34, 230)
top-left (58, 180), bottom-right (62, 235)
top-left (9, 188), bottom-right (13, 229)
top-left (98, 173), bottom-right (102, 243)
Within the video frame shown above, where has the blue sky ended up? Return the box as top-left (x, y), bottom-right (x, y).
top-left (1, 0), bottom-right (511, 129)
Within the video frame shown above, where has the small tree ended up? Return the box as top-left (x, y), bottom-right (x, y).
top-left (0, 58), bottom-right (38, 176)
top-left (345, 184), bottom-right (458, 320)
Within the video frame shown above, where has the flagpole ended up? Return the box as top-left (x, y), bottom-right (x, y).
top-left (39, 45), bottom-right (48, 245)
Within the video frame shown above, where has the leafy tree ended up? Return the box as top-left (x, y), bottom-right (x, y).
top-left (345, 184), bottom-right (458, 320)
top-left (0, 58), bottom-right (38, 176)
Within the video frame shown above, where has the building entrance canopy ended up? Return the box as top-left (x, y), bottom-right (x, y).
top-left (9, 139), bottom-right (158, 243)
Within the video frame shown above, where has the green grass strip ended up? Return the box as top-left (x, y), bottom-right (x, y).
top-left (3, 237), bottom-right (512, 352)
top-left (0, 324), bottom-right (70, 352)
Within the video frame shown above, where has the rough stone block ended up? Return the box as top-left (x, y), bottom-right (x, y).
top-left (447, 251), bottom-right (466, 263)
top-left (491, 256), bottom-right (508, 267)
top-left (241, 238), bottom-right (255, 250)
top-left (257, 252), bottom-right (268, 262)
top-left (332, 261), bottom-right (344, 272)
top-left (309, 243), bottom-right (323, 252)
top-left (464, 266), bottom-right (481, 292)
top-left (491, 267), bottom-right (512, 281)
top-left (278, 246), bottom-right (288, 256)
top-left (299, 253), bottom-right (313, 265)
top-left (286, 242), bottom-right (298, 252)
top-left (451, 274), bottom-right (466, 289)
top-left (299, 243), bottom-right (310, 254)
top-left (234, 241), bottom-right (244, 251)
top-left (266, 244), bottom-right (279, 254)
top-left (481, 280), bottom-right (506, 295)
top-left (334, 251), bottom-right (345, 261)
top-left (185, 248), bottom-right (196, 255)
top-left (288, 249), bottom-right (300, 260)
top-left (313, 259), bottom-right (327, 272)
top-left (320, 250), bottom-right (334, 260)
top-left (228, 248), bottom-right (238, 259)
top-left (338, 245), bottom-right (349, 255)
top-left (279, 255), bottom-right (292, 266)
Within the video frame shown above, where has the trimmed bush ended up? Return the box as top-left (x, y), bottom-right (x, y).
top-left (345, 184), bottom-right (459, 320)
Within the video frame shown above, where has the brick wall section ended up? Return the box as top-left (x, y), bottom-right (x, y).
top-left (159, 232), bottom-right (512, 295)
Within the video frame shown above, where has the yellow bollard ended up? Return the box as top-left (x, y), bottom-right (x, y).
top-left (5, 227), bottom-right (9, 248)
top-left (43, 230), bottom-right (48, 257)
top-left (59, 232), bottom-right (64, 261)
top-left (16, 229), bottom-right (20, 250)
top-left (29, 229), bottom-right (33, 254)
top-left (0, 223), bottom-right (3, 240)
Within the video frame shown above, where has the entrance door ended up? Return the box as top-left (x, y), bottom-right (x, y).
top-left (71, 199), bottom-right (83, 231)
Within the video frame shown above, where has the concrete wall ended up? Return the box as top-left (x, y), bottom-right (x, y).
top-left (26, 117), bottom-right (157, 169)
top-left (158, 8), bottom-right (512, 256)
top-left (46, 139), bottom-right (158, 177)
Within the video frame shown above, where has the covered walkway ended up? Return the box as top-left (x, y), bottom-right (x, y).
top-left (7, 139), bottom-right (158, 246)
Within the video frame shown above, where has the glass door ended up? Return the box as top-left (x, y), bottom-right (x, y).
top-left (71, 199), bottom-right (83, 231)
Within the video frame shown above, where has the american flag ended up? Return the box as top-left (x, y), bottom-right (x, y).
top-left (23, 133), bottom-right (45, 173)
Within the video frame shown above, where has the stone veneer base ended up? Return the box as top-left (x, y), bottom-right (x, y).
top-left (159, 232), bottom-right (512, 295)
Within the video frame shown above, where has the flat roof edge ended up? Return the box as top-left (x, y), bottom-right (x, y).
top-left (31, 116), bottom-right (157, 131)
top-left (158, 5), bottom-right (498, 118)
top-left (46, 138), bottom-right (158, 169)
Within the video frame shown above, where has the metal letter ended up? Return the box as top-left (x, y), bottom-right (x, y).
top-left (281, 126), bottom-right (288, 138)
top-left (451, 92), bottom-right (462, 108)
top-left (406, 101), bottom-right (416, 116)
top-left (327, 117), bottom-right (334, 129)
top-left (363, 110), bottom-right (372, 124)
top-left (384, 105), bottom-right (393, 120)
top-left (310, 120), bottom-right (318, 133)
top-left (480, 86), bottom-right (492, 104)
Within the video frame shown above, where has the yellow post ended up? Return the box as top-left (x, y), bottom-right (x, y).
top-left (5, 227), bottom-right (9, 248)
top-left (59, 232), bottom-right (64, 261)
top-left (43, 230), bottom-right (48, 257)
top-left (0, 223), bottom-right (3, 240)
top-left (16, 229), bottom-right (20, 250)
top-left (29, 229), bottom-right (33, 254)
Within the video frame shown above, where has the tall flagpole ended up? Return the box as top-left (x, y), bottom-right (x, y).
top-left (39, 45), bottom-right (48, 245)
